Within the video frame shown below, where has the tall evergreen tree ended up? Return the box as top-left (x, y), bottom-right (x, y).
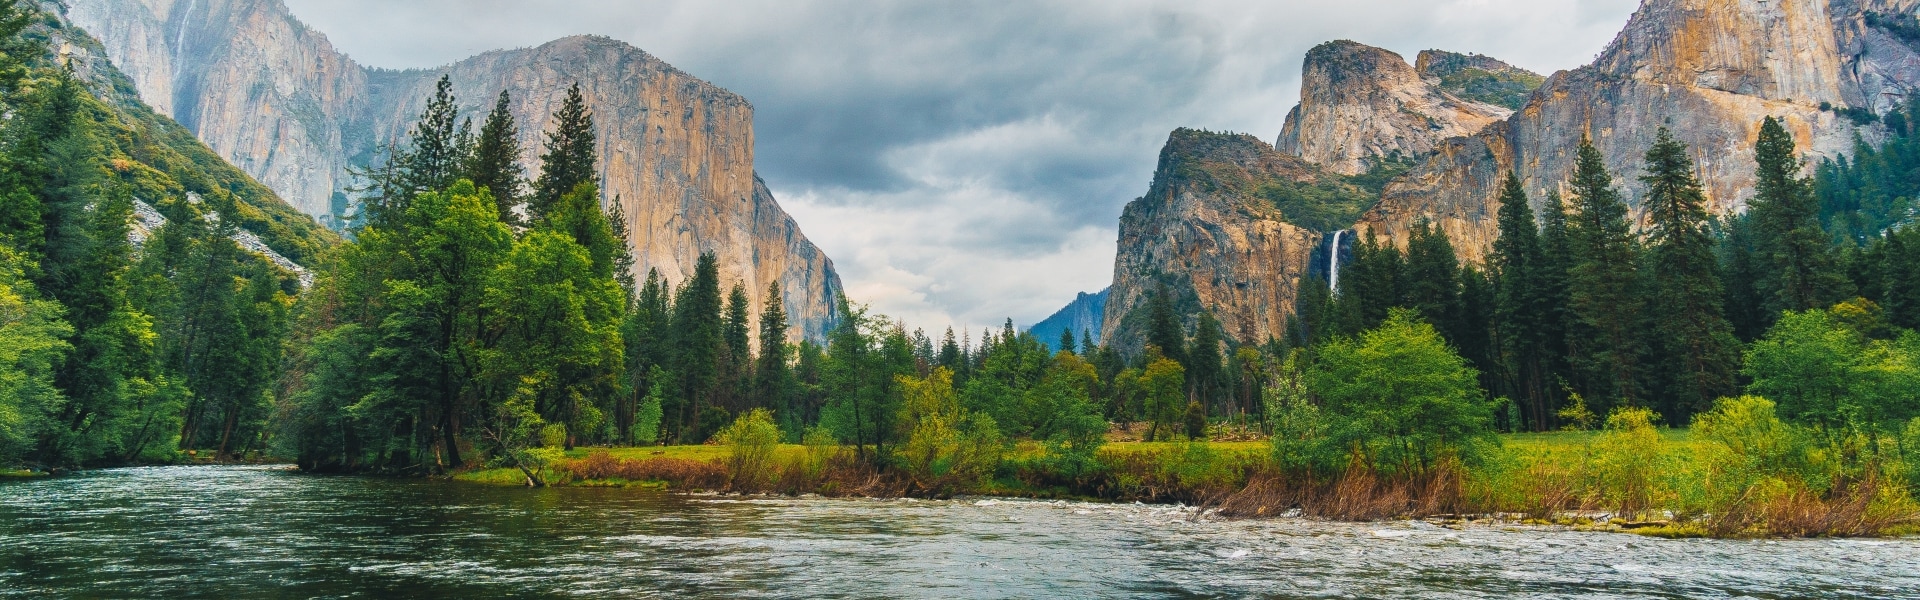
top-left (1536, 190), bottom-right (1576, 399)
top-left (668, 253), bottom-right (722, 440)
top-left (1564, 139), bottom-right (1645, 411)
top-left (1403, 221), bottom-right (1461, 339)
top-left (531, 83), bottom-right (598, 220)
top-left (1145, 282), bottom-right (1187, 366)
top-left (1750, 117), bottom-right (1846, 319)
top-left (1490, 172), bottom-right (1554, 429)
top-left (1334, 231), bottom-right (1404, 335)
top-left (1058, 328), bottom-right (1077, 355)
top-left (754, 281), bottom-right (793, 430)
top-left (367, 76), bottom-right (465, 227)
top-left (1188, 311), bottom-right (1224, 411)
top-left (466, 90), bottom-right (526, 225)
top-left (1640, 129), bottom-right (1741, 421)
top-left (721, 282), bottom-right (753, 410)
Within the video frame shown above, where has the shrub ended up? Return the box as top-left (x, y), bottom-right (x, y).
top-left (716, 408), bottom-right (781, 492)
top-left (1744, 306), bottom-right (1920, 432)
top-left (1306, 308), bottom-right (1496, 476)
top-left (1590, 407), bottom-right (1666, 519)
top-left (895, 368), bottom-right (1005, 497)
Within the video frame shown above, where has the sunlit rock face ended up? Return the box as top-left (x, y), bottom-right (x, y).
top-left (1102, 129), bottom-right (1332, 353)
top-left (1276, 40), bottom-right (1513, 177)
top-left (1357, 0), bottom-right (1917, 262)
top-left (66, 0), bottom-right (842, 340)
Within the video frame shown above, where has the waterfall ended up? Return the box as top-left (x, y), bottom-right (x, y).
top-left (1328, 230), bottom-right (1345, 294)
top-left (172, 0), bottom-right (197, 76)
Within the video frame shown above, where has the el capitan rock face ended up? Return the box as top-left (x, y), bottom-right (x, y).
top-left (1357, 0), bottom-right (1920, 261)
top-left (1276, 40), bottom-right (1514, 176)
top-left (1101, 129), bottom-right (1329, 354)
top-left (64, 0), bottom-right (843, 340)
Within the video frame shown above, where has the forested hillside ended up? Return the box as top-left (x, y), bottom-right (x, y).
top-left (1, 0), bottom-right (331, 468)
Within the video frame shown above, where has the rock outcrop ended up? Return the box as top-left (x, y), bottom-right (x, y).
top-left (1028, 288), bottom-right (1108, 351)
top-left (1356, 0), bottom-right (1920, 262)
top-left (1276, 41), bottom-right (1514, 176)
top-left (64, 0), bottom-right (843, 341)
top-left (1415, 50), bottom-right (1546, 111)
top-left (1101, 129), bottom-right (1329, 354)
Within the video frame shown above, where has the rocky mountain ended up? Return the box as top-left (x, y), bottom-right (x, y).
top-left (37, 1), bottom-right (335, 272)
top-left (63, 0), bottom-right (844, 341)
top-left (1101, 129), bottom-right (1335, 354)
top-left (1415, 50), bottom-right (1546, 111)
top-left (1276, 41), bottom-right (1515, 176)
top-left (1028, 289), bottom-right (1108, 351)
top-left (1357, 0), bottom-right (1920, 262)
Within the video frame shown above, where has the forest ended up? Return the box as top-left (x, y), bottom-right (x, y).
top-left (1, 0), bottom-right (1917, 537)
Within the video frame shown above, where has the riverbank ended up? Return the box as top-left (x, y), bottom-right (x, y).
top-left (447, 429), bottom-right (1920, 539)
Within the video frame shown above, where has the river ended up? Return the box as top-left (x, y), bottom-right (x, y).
top-left (1, 466), bottom-right (1916, 598)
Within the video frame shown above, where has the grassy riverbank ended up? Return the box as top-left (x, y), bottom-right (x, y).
top-left (450, 427), bottom-right (1919, 539)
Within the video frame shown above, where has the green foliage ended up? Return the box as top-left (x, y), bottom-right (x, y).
top-left (1748, 118), bottom-right (1848, 317)
top-left (531, 83), bottom-right (597, 220)
top-left (1306, 309), bottom-right (1495, 476)
top-left (466, 90), bottom-right (526, 225)
top-left (716, 408), bottom-right (781, 491)
top-left (1815, 96), bottom-right (1920, 245)
top-left (1564, 139), bottom-right (1646, 412)
top-left (1138, 357), bottom-right (1186, 442)
top-left (1640, 128), bottom-right (1741, 421)
top-left (1420, 53), bottom-right (1546, 110)
top-left (895, 368), bottom-right (1005, 496)
top-left (1590, 407), bottom-right (1667, 518)
top-left (1743, 302), bottom-right (1920, 432)
top-left (632, 374), bottom-right (666, 445)
top-left (0, 242), bottom-right (69, 465)
top-left (1255, 173), bottom-right (1379, 233)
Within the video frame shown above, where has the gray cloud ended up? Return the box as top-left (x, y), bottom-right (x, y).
top-left (283, 0), bottom-right (1641, 330)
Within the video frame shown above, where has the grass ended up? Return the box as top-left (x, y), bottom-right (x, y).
top-left (0, 468), bottom-right (44, 478)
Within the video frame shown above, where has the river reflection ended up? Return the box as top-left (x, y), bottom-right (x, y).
top-left (2, 465), bottom-right (1917, 598)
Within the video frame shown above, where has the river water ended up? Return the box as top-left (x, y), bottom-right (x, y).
top-left (1, 466), bottom-right (1916, 598)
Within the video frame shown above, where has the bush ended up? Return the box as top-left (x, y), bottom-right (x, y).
top-left (1744, 305), bottom-right (1920, 432)
top-left (1590, 407), bottom-right (1666, 519)
top-left (716, 408), bottom-right (781, 492)
top-left (1306, 308), bottom-right (1496, 476)
top-left (895, 368), bottom-right (1005, 497)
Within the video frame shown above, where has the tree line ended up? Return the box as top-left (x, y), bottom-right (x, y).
top-left (0, 0), bottom-right (301, 469)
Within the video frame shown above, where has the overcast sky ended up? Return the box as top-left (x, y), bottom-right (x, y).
top-left (283, 0), bottom-right (1642, 332)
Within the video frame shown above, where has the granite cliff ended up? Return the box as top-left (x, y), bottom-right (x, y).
top-left (1276, 41), bottom-right (1515, 176)
top-left (1357, 0), bottom-right (1920, 261)
top-left (1101, 130), bottom-right (1333, 354)
top-left (64, 0), bottom-right (843, 340)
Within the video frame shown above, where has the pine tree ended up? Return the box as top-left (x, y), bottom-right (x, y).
top-left (1490, 172), bottom-right (1554, 429)
top-left (1536, 190), bottom-right (1575, 402)
top-left (1719, 213), bottom-right (1768, 340)
top-left (1058, 328), bottom-right (1077, 355)
top-left (754, 281), bottom-right (793, 430)
top-left (1145, 283), bottom-right (1187, 366)
top-left (531, 83), bottom-right (598, 220)
top-left (668, 253), bottom-right (722, 440)
top-left (1081, 329), bottom-right (1096, 358)
top-left (938, 327), bottom-right (962, 371)
top-left (466, 90), bottom-right (526, 225)
top-left (1639, 128), bottom-right (1740, 421)
top-left (1403, 221), bottom-right (1461, 340)
top-left (1334, 231), bottom-right (1404, 335)
top-left (1188, 311), bottom-right (1224, 412)
top-left (1565, 139), bottom-right (1645, 411)
top-left (1750, 117), bottom-right (1846, 318)
top-left (721, 282), bottom-right (754, 410)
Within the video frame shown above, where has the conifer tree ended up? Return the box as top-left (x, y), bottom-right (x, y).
top-left (1490, 173), bottom-right (1554, 428)
top-left (754, 282), bottom-right (793, 427)
top-left (1640, 128), bottom-right (1740, 420)
top-left (721, 282), bottom-right (753, 410)
top-left (668, 253), bottom-right (722, 440)
top-left (1750, 117), bottom-right (1845, 319)
top-left (1081, 330), bottom-right (1096, 358)
top-left (1145, 283), bottom-right (1187, 367)
top-left (1403, 221), bottom-right (1461, 340)
top-left (1536, 190), bottom-right (1575, 396)
top-left (1189, 312), bottom-right (1224, 411)
top-left (466, 90), bottom-right (526, 225)
top-left (1334, 231), bottom-right (1404, 335)
top-left (1565, 139), bottom-right (1645, 411)
top-left (1058, 328), bottom-right (1077, 355)
top-left (532, 83), bottom-right (598, 220)
top-left (938, 327), bottom-right (962, 371)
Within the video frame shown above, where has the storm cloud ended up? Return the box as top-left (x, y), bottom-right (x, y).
top-left (283, 0), bottom-right (1641, 330)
